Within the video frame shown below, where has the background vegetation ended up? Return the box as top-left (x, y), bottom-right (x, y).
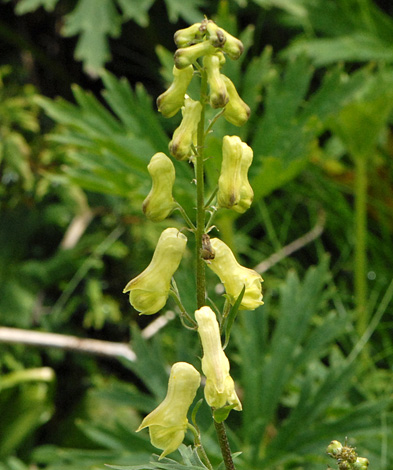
top-left (1, 0), bottom-right (393, 469)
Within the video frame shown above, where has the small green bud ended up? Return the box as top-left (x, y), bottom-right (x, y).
top-left (169, 96), bottom-right (202, 161)
top-left (353, 457), bottom-right (369, 469)
top-left (123, 228), bottom-right (187, 315)
top-left (143, 153), bottom-right (176, 222)
top-left (174, 23), bottom-right (203, 47)
top-left (221, 75), bottom-right (251, 126)
top-left (203, 53), bottom-right (229, 108)
top-left (217, 135), bottom-right (254, 213)
top-left (195, 306), bottom-right (242, 411)
top-left (157, 65), bottom-right (194, 118)
top-left (137, 362), bottom-right (200, 459)
top-left (174, 41), bottom-right (216, 69)
top-left (206, 238), bottom-right (263, 310)
top-left (327, 440), bottom-right (343, 457)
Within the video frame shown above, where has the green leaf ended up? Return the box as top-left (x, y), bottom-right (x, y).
top-left (62, 0), bottom-right (122, 74)
top-left (116, 0), bottom-right (155, 27)
top-left (14, 0), bottom-right (58, 14)
top-left (213, 404), bottom-right (237, 423)
top-left (164, 0), bottom-right (205, 23)
top-left (222, 285), bottom-right (245, 350)
top-left (285, 34), bottom-right (393, 67)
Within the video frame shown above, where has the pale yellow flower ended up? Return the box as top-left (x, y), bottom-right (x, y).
top-left (169, 97), bottom-right (202, 161)
top-left (206, 238), bottom-right (263, 310)
top-left (195, 306), bottom-right (242, 411)
top-left (157, 65), bottom-right (194, 118)
top-left (123, 228), bottom-right (187, 315)
top-left (143, 152), bottom-right (176, 222)
top-left (203, 53), bottom-right (228, 108)
top-left (221, 75), bottom-right (250, 127)
top-left (137, 362), bottom-right (201, 459)
top-left (217, 135), bottom-right (254, 213)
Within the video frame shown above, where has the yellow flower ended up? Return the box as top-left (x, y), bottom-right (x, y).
top-left (169, 97), bottom-right (202, 161)
top-left (174, 23), bottom-right (204, 47)
top-left (221, 75), bottom-right (250, 127)
top-left (217, 135), bottom-right (254, 213)
top-left (195, 306), bottom-right (242, 411)
top-left (123, 228), bottom-right (187, 315)
top-left (137, 362), bottom-right (201, 459)
top-left (174, 41), bottom-right (216, 69)
top-left (206, 238), bottom-right (263, 310)
top-left (206, 22), bottom-right (244, 59)
top-left (143, 153), bottom-right (176, 222)
top-left (203, 53), bottom-right (228, 108)
top-left (157, 65), bottom-right (194, 118)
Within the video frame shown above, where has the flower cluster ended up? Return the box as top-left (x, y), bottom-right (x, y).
top-left (124, 18), bottom-right (264, 459)
top-left (327, 441), bottom-right (369, 470)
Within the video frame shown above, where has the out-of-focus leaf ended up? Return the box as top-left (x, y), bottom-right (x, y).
top-left (62, 0), bottom-right (122, 75)
top-left (164, 0), bottom-right (205, 23)
top-left (285, 34), bottom-right (393, 67)
top-left (14, 0), bottom-right (58, 13)
top-left (116, 0), bottom-right (155, 27)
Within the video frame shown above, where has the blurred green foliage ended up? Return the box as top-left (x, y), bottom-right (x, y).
top-left (1, 0), bottom-right (393, 469)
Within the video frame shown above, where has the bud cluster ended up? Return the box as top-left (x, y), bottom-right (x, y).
top-left (326, 440), bottom-right (369, 470)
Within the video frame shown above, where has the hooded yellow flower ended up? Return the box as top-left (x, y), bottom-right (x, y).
top-left (206, 238), bottom-right (263, 310)
top-left (123, 228), bottom-right (187, 315)
top-left (195, 306), bottom-right (242, 411)
top-left (137, 362), bottom-right (201, 459)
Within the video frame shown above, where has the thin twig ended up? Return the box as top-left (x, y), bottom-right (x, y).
top-left (0, 327), bottom-right (136, 362)
top-left (254, 210), bottom-right (326, 274)
top-left (0, 311), bottom-right (176, 361)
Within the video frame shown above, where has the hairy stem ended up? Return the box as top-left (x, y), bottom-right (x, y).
top-left (214, 419), bottom-right (236, 470)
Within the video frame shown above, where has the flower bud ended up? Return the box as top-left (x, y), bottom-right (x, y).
top-left (203, 54), bottom-right (229, 108)
top-left (142, 153), bottom-right (176, 222)
top-left (326, 440), bottom-right (343, 457)
top-left (353, 457), bottom-right (369, 469)
top-left (217, 136), bottom-right (254, 213)
top-left (137, 362), bottom-right (200, 459)
top-left (123, 228), bottom-right (187, 315)
top-left (206, 238), bottom-right (263, 310)
top-left (206, 21), bottom-right (226, 48)
top-left (169, 97), bottom-right (202, 161)
top-left (221, 75), bottom-right (250, 126)
top-left (174, 41), bottom-right (216, 69)
top-left (174, 23), bottom-right (203, 47)
top-left (195, 306), bottom-right (242, 411)
top-left (157, 65), bottom-right (194, 118)
top-left (221, 31), bottom-right (244, 60)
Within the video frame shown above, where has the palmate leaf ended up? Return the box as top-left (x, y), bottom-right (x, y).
top-left (283, 0), bottom-right (393, 66)
top-left (62, 0), bottom-right (122, 75)
top-left (13, 0), bottom-right (58, 14)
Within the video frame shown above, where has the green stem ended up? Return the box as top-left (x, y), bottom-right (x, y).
top-left (214, 419), bottom-right (236, 470)
top-left (196, 69), bottom-right (208, 309)
top-left (175, 202), bottom-right (196, 231)
top-left (188, 424), bottom-right (214, 470)
top-left (354, 155), bottom-right (368, 336)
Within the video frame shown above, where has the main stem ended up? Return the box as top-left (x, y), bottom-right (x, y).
top-left (196, 70), bottom-right (208, 309)
top-left (195, 69), bottom-right (236, 470)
